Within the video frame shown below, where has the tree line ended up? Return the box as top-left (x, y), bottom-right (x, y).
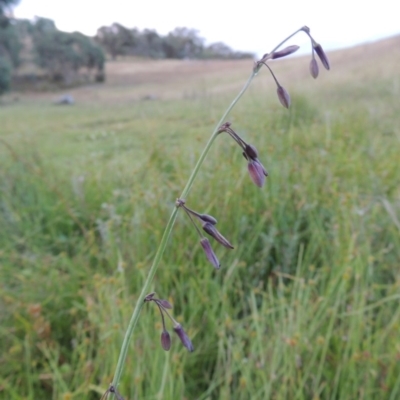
top-left (0, 10), bottom-right (253, 95)
top-left (95, 23), bottom-right (253, 61)
top-left (0, 15), bottom-right (105, 94)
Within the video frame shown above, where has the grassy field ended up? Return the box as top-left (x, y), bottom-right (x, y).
top-left (1, 34), bottom-right (400, 400)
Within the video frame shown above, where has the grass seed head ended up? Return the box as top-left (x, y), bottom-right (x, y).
top-left (313, 43), bottom-right (330, 70)
top-left (270, 45), bottom-right (300, 60)
top-left (277, 85), bottom-right (291, 108)
top-left (173, 324), bottom-right (194, 352)
top-left (248, 160), bottom-right (267, 187)
top-left (200, 237), bottom-right (221, 269)
top-left (202, 222), bottom-right (234, 249)
top-left (161, 330), bottom-right (171, 351)
top-left (309, 57), bottom-right (319, 79)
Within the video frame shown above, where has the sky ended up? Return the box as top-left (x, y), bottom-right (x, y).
top-left (12, 0), bottom-right (400, 57)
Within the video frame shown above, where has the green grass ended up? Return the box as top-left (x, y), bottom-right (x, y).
top-left (1, 51), bottom-right (400, 400)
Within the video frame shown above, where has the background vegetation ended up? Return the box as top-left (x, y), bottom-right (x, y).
top-left (0, 12), bottom-right (252, 95)
top-left (0, 33), bottom-right (400, 399)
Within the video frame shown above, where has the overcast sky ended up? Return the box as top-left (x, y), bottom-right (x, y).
top-left (13, 0), bottom-right (400, 56)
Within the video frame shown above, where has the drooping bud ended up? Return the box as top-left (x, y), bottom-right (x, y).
top-left (277, 85), bottom-right (291, 108)
top-left (313, 43), bottom-right (330, 70)
top-left (244, 143), bottom-right (258, 160)
top-left (248, 160), bottom-right (266, 187)
top-left (200, 237), bottom-right (220, 269)
top-left (198, 214), bottom-right (218, 225)
top-left (157, 299), bottom-right (173, 309)
top-left (161, 330), bottom-right (171, 351)
top-left (270, 45), bottom-right (300, 60)
top-left (309, 57), bottom-right (319, 79)
top-left (173, 324), bottom-right (194, 352)
top-left (202, 222), bottom-right (234, 249)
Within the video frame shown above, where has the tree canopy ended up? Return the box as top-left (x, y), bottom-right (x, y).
top-left (1, 12), bottom-right (253, 94)
top-left (95, 23), bottom-right (253, 60)
top-left (31, 17), bottom-right (105, 83)
top-left (0, 0), bottom-right (20, 95)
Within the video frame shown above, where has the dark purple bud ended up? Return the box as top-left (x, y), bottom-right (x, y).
top-left (202, 222), bottom-right (234, 249)
top-left (248, 160), bottom-right (268, 187)
top-left (174, 324), bottom-right (194, 352)
top-left (157, 299), bottom-right (173, 309)
top-left (161, 330), bottom-right (171, 351)
top-left (244, 144), bottom-right (258, 160)
top-left (309, 57), bottom-right (319, 79)
top-left (313, 43), bottom-right (330, 70)
top-left (277, 85), bottom-right (290, 108)
top-left (198, 214), bottom-right (218, 225)
top-left (200, 237), bottom-right (220, 269)
top-left (271, 45), bottom-right (300, 60)
top-left (144, 292), bottom-right (156, 302)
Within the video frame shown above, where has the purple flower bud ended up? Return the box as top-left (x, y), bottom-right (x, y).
top-left (157, 299), bottom-right (173, 309)
top-left (248, 160), bottom-right (266, 187)
top-left (271, 45), bottom-right (300, 60)
top-left (198, 214), bottom-right (218, 225)
top-left (309, 57), bottom-right (319, 79)
top-left (200, 237), bottom-right (220, 269)
top-left (161, 330), bottom-right (171, 351)
top-left (202, 222), bottom-right (234, 249)
top-left (313, 43), bottom-right (330, 70)
top-left (244, 144), bottom-right (258, 160)
top-left (277, 85), bottom-right (290, 108)
top-left (173, 324), bottom-right (194, 352)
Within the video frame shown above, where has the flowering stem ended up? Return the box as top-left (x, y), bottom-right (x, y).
top-left (110, 27), bottom-right (306, 390)
top-left (110, 72), bottom-right (256, 390)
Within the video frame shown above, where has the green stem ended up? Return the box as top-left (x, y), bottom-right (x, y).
top-left (111, 27), bottom-right (306, 390)
top-left (111, 70), bottom-right (256, 389)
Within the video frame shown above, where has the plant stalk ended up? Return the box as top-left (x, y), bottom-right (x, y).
top-left (111, 27), bottom-right (304, 390)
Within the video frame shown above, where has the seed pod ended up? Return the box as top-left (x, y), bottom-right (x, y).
top-left (277, 85), bottom-right (291, 108)
top-left (200, 237), bottom-right (220, 269)
top-left (313, 43), bottom-right (330, 70)
top-left (271, 45), bottom-right (300, 60)
top-left (202, 222), bottom-right (234, 249)
top-left (309, 57), bottom-right (319, 79)
top-left (173, 324), bottom-right (194, 352)
top-left (161, 330), bottom-right (171, 351)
